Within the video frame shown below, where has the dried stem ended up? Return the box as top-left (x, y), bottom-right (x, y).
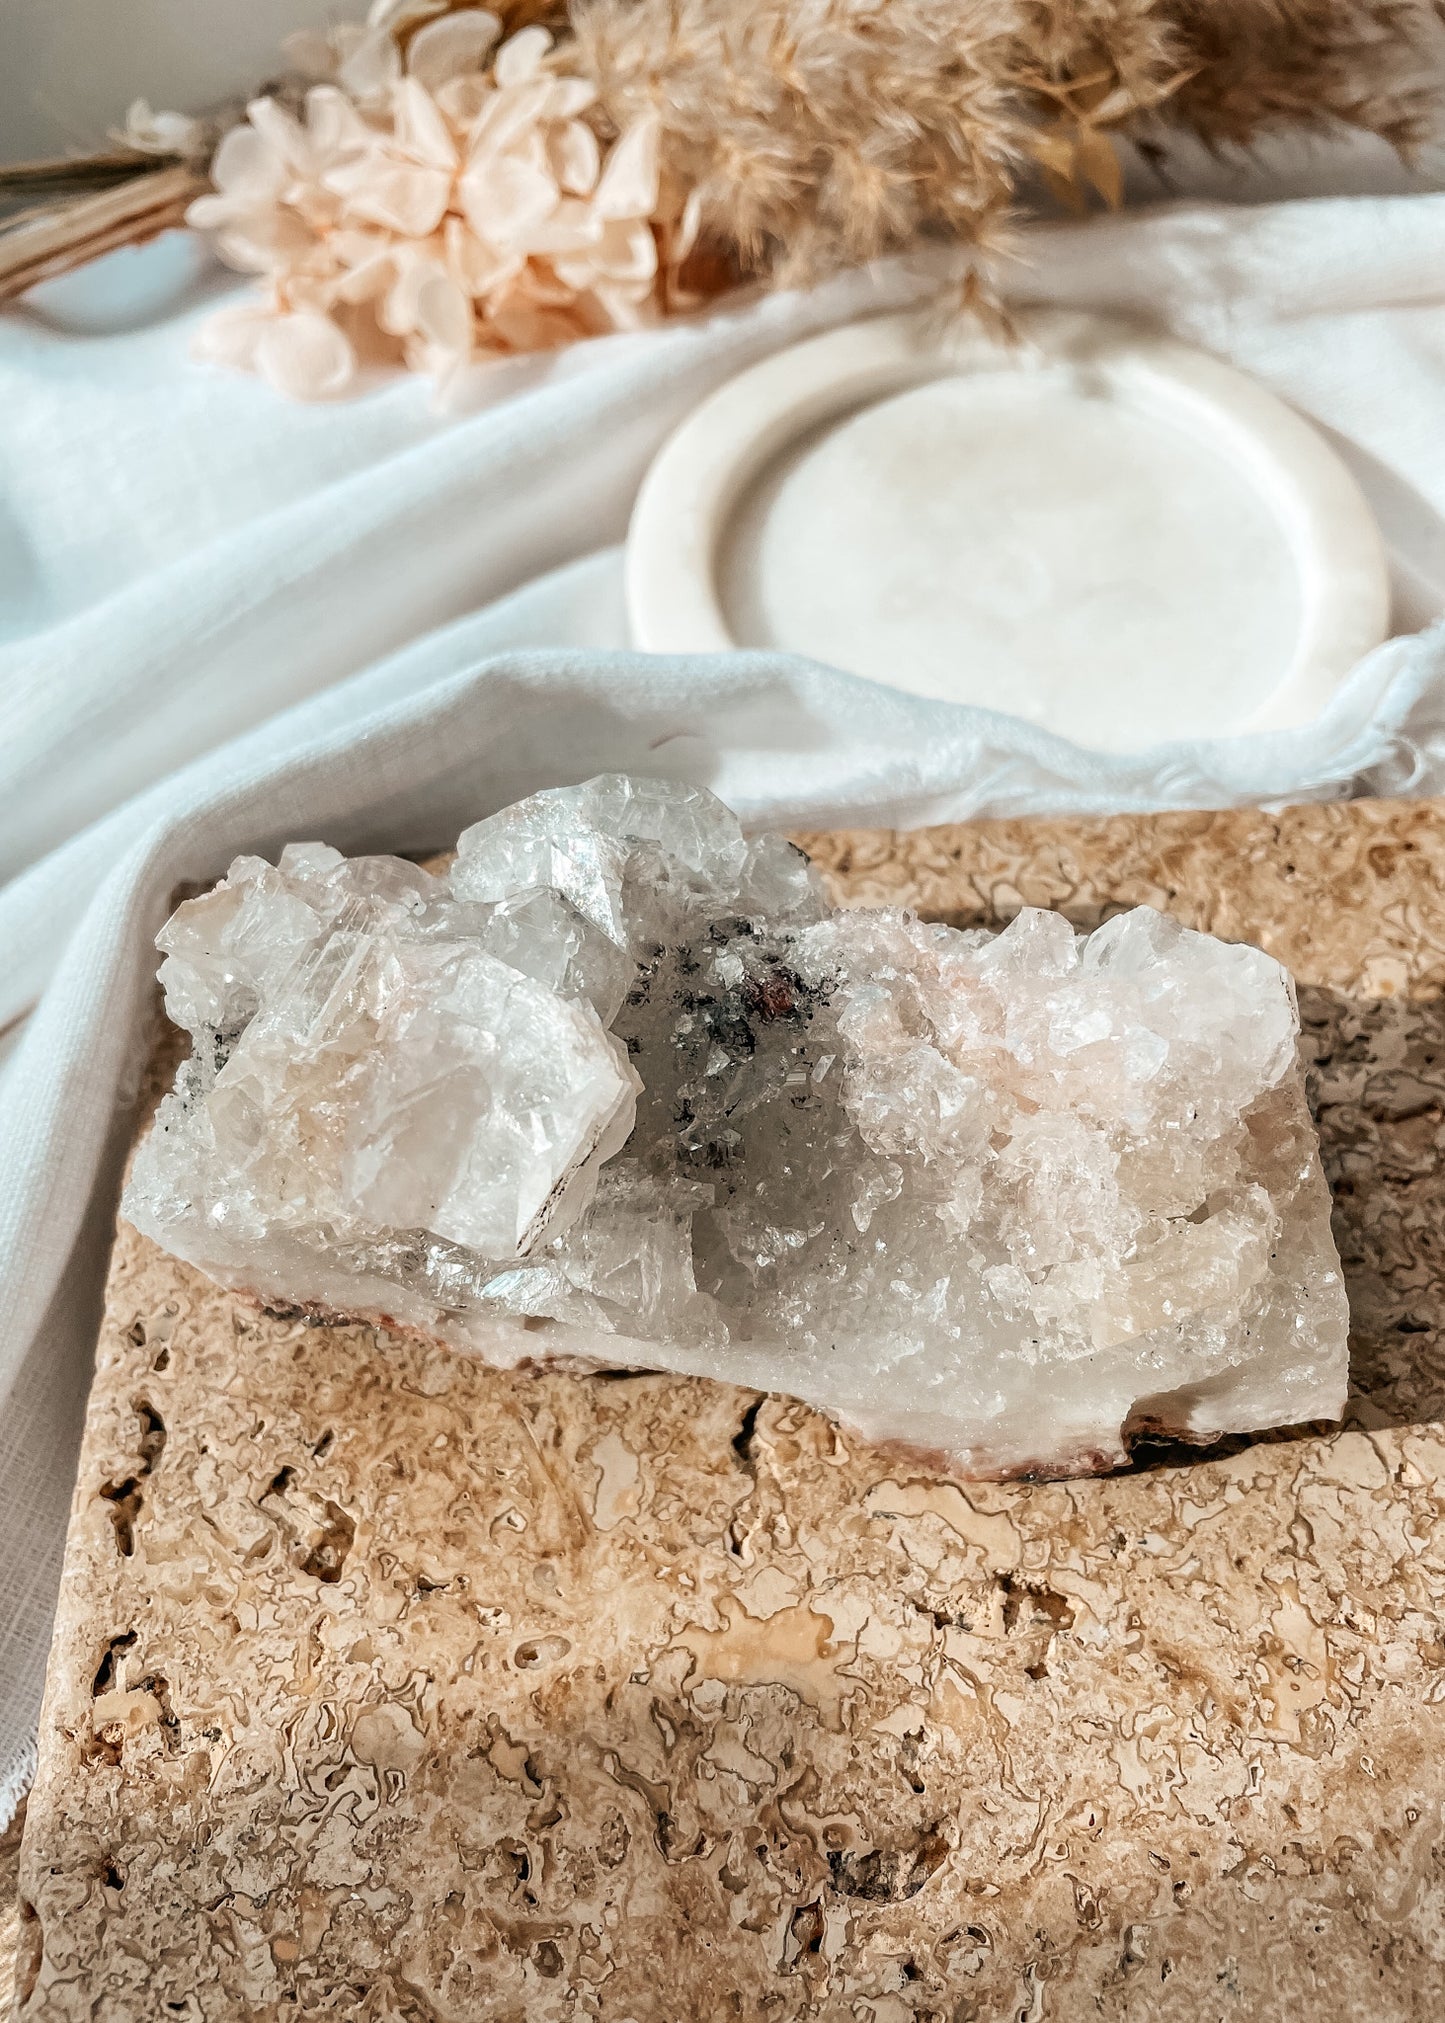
top-left (0, 164), bottom-right (207, 304)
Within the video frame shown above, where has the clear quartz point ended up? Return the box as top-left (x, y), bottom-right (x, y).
top-left (125, 777), bottom-right (1348, 1475)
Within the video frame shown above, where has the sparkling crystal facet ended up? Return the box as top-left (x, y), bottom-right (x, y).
top-left (124, 778), bottom-right (1348, 1474)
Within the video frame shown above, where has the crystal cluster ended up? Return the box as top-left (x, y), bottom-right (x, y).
top-left (124, 777), bottom-right (1348, 1475)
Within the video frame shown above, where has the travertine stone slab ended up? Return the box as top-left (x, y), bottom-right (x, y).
top-left (16, 797), bottom-right (1445, 2020)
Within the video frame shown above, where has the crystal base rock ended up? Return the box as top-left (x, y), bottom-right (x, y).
top-left (123, 777), bottom-right (1348, 1475)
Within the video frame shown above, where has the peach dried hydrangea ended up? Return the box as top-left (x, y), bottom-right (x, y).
top-left (187, 9), bottom-right (679, 401)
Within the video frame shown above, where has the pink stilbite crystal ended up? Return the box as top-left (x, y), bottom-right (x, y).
top-left (124, 778), bottom-right (1349, 1475)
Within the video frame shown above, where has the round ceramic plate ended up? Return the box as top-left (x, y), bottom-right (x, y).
top-left (625, 310), bottom-right (1390, 752)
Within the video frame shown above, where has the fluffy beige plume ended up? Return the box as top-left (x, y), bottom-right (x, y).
top-left (576, 0), bottom-right (1445, 283)
top-left (575, 1), bottom-right (1185, 281)
top-left (1168, 0), bottom-right (1445, 152)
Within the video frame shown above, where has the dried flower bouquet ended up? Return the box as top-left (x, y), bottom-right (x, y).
top-left (187, 15), bottom-right (686, 398)
top-left (2, 0), bottom-right (1441, 399)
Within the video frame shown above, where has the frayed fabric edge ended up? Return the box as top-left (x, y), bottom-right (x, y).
top-left (0, 1734), bottom-right (36, 1837)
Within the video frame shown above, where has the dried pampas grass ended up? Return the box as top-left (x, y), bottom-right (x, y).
top-left (574, 1), bottom-right (1187, 281)
top-left (1167, 1), bottom-right (1445, 152)
top-left (577, 0), bottom-right (1445, 285)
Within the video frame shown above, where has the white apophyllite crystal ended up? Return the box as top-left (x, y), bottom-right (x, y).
top-left (124, 777), bottom-right (1349, 1476)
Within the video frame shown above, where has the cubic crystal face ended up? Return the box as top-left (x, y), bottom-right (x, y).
top-left (124, 778), bottom-right (1349, 1475)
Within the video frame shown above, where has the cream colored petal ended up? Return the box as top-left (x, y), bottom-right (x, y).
top-left (122, 100), bottom-right (206, 158)
top-left (527, 197), bottom-right (602, 257)
top-left (209, 122), bottom-right (286, 201)
top-left (184, 192), bottom-right (241, 231)
top-left (246, 97), bottom-right (314, 176)
top-left (334, 249), bottom-right (397, 304)
top-left (401, 331), bottom-right (434, 374)
top-left (594, 114), bottom-right (660, 220)
top-left (435, 74), bottom-right (491, 127)
top-left (458, 150), bottom-right (558, 249)
top-left (367, 0), bottom-right (446, 31)
top-left (330, 224), bottom-right (392, 265)
top-left (467, 78), bottom-right (551, 155)
top-left (406, 10), bottom-right (501, 91)
top-left (546, 250), bottom-right (595, 295)
top-left (673, 185), bottom-right (704, 263)
top-left (190, 301), bottom-right (271, 371)
top-left (544, 249), bottom-right (591, 294)
top-left (285, 180), bottom-right (345, 233)
top-left (443, 215), bottom-right (518, 296)
top-left (479, 298), bottom-right (540, 349)
top-left (413, 270), bottom-right (474, 351)
top-left (336, 26), bottom-right (403, 105)
top-left (330, 23), bottom-right (366, 56)
top-left (549, 120), bottom-right (600, 197)
top-left (541, 78), bottom-right (598, 121)
top-left (506, 258), bottom-right (581, 308)
top-left (328, 227), bottom-right (397, 303)
top-left (494, 25), bottom-right (551, 89)
top-left (401, 329), bottom-right (475, 385)
top-left (574, 216), bottom-right (658, 286)
top-left (325, 153), bottom-right (452, 235)
top-left (304, 86), bottom-right (374, 160)
top-left (255, 311), bottom-right (357, 400)
top-left (207, 207), bottom-right (318, 274)
top-left (430, 346), bottom-right (508, 413)
top-left (281, 29), bottom-right (338, 82)
top-left (281, 271), bottom-right (342, 314)
top-left (208, 239), bottom-right (281, 278)
top-left (393, 76), bottom-right (459, 171)
top-left (485, 291), bottom-right (587, 350)
top-left (379, 247), bottom-right (449, 335)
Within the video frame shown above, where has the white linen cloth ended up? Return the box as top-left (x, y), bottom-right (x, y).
top-left (2, 188), bottom-right (1445, 1821)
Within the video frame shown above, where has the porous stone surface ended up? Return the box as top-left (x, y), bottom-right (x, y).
top-left (17, 795), bottom-right (1445, 2021)
top-left (123, 777), bottom-right (1347, 1474)
top-left (0, 1804), bottom-right (23, 2016)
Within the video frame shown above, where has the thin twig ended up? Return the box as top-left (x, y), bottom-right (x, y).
top-left (0, 164), bottom-right (206, 303)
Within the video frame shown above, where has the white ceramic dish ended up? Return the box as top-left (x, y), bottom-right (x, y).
top-left (625, 310), bottom-right (1390, 752)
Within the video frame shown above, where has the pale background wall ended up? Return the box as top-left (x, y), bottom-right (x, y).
top-left (0, 0), bottom-right (366, 161)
